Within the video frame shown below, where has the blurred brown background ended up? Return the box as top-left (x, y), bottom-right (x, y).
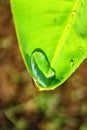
top-left (0, 0), bottom-right (87, 130)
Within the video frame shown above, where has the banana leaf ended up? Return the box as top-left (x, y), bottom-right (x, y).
top-left (10, 0), bottom-right (87, 90)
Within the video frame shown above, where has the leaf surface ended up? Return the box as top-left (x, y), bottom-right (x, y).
top-left (10, 0), bottom-right (87, 90)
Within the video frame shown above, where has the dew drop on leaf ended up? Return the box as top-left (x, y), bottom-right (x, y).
top-left (30, 49), bottom-right (56, 88)
top-left (72, 11), bottom-right (76, 18)
top-left (53, 18), bottom-right (57, 23)
top-left (12, 3), bottom-right (16, 8)
top-left (78, 47), bottom-right (82, 51)
top-left (70, 59), bottom-right (74, 67)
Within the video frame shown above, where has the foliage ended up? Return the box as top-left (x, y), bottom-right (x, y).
top-left (10, 0), bottom-right (87, 90)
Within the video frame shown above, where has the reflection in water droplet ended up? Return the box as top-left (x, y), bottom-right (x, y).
top-left (70, 59), bottom-right (74, 67)
top-left (30, 48), bottom-right (56, 88)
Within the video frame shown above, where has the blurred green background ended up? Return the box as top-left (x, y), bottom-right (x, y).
top-left (0, 0), bottom-right (87, 130)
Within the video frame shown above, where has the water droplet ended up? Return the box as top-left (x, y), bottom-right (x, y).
top-left (70, 59), bottom-right (74, 67)
top-left (53, 18), bottom-right (57, 23)
top-left (72, 11), bottom-right (76, 18)
top-left (61, 77), bottom-right (63, 81)
top-left (30, 48), bottom-right (56, 88)
top-left (12, 3), bottom-right (16, 8)
top-left (78, 47), bottom-right (82, 51)
top-left (80, 0), bottom-right (83, 6)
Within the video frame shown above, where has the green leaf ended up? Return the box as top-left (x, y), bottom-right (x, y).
top-left (10, 0), bottom-right (87, 90)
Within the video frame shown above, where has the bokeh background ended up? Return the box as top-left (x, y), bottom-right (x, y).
top-left (0, 0), bottom-right (87, 130)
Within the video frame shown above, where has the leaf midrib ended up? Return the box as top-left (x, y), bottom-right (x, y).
top-left (51, 0), bottom-right (82, 67)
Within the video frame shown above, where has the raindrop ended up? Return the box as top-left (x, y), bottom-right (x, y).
top-left (70, 59), bottom-right (74, 67)
top-left (78, 47), bottom-right (82, 51)
top-left (80, 0), bottom-right (83, 6)
top-left (72, 11), bottom-right (76, 18)
top-left (53, 18), bottom-right (57, 23)
top-left (12, 2), bottom-right (16, 8)
top-left (30, 48), bottom-right (56, 88)
top-left (61, 77), bottom-right (63, 81)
